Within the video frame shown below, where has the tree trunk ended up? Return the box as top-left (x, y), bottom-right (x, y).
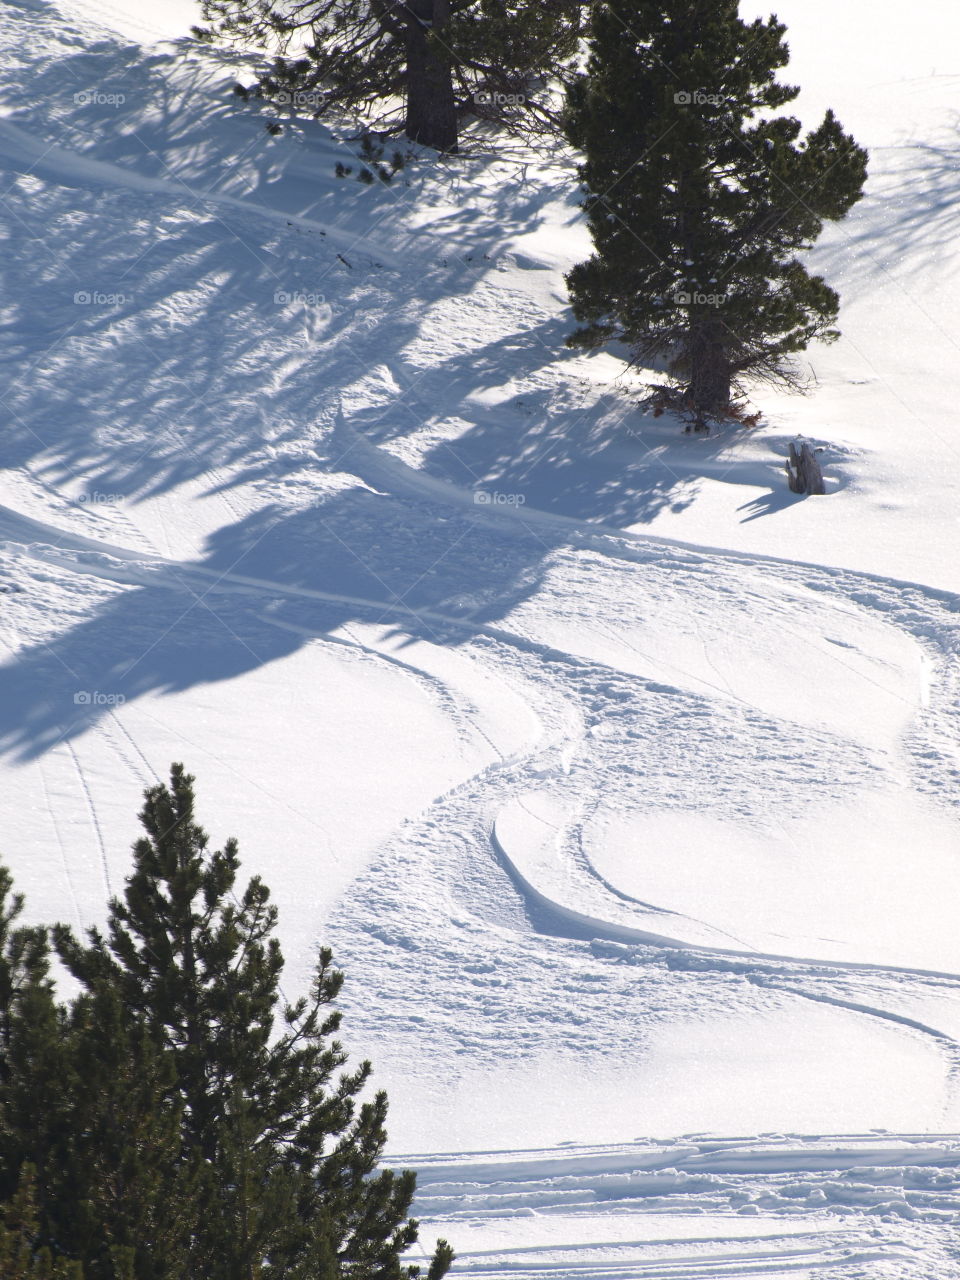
top-left (687, 318), bottom-right (731, 428)
top-left (785, 439), bottom-right (825, 494)
top-left (405, 0), bottom-right (458, 153)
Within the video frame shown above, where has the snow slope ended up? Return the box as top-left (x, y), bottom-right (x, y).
top-left (1, 0), bottom-right (960, 1273)
top-left (404, 1135), bottom-right (960, 1278)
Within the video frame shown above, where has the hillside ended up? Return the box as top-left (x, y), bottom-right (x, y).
top-left (2, 0), bottom-right (960, 1273)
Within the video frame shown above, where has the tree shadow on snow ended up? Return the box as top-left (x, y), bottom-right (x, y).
top-left (0, 12), bottom-right (707, 528)
top-left (0, 9), bottom-right (782, 759)
top-left (0, 485), bottom-right (556, 761)
top-left (812, 112), bottom-right (960, 301)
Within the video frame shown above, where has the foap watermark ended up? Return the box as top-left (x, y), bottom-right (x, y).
top-left (77, 491), bottom-right (122, 506)
top-left (474, 489), bottom-right (526, 507)
top-left (473, 90), bottom-right (526, 108)
top-left (673, 290), bottom-right (728, 306)
top-left (674, 89), bottom-right (725, 107)
top-left (273, 89), bottom-right (325, 110)
top-left (74, 89), bottom-right (126, 107)
top-left (74, 290), bottom-right (132, 307)
top-left (74, 690), bottom-right (126, 707)
top-left (274, 290), bottom-right (326, 306)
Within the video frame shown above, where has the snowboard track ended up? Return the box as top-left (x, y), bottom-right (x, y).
top-left (2, 28), bottom-right (960, 1275)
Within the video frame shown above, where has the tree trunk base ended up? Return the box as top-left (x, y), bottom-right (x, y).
top-left (785, 439), bottom-right (825, 494)
top-left (687, 322), bottom-right (731, 425)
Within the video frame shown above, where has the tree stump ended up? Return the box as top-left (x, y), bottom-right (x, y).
top-left (786, 439), bottom-right (825, 495)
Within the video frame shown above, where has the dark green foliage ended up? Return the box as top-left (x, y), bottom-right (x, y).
top-left (0, 895), bottom-right (81, 1276)
top-left (53, 988), bottom-right (193, 1280)
top-left (351, 134), bottom-right (405, 184)
top-left (0, 1166), bottom-right (82, 1279)
top-left (564, 0), bottom-right (868, 424)
top-left (194, 0), bottom-right (587, 153)
top-left (0, 767), bottom-right (452, 1280)
top-left (0, 870), bottom-right (65, 1219)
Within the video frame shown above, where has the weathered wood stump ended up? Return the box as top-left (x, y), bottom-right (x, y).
top-left (785, 439), bottom-right (825, 495)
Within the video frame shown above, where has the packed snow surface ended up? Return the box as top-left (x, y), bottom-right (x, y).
top-left (2, 0), bottom-right (960, 1273)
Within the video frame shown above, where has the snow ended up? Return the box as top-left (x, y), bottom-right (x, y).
top-left (585, 797), bottom-right (960, 970)
top-left (1, 0), bottom-right (960, 1273)
top-left (383, 1001), bottom-right (950, 1150)
top-left (402, 1136), bottom-right (960, 1278)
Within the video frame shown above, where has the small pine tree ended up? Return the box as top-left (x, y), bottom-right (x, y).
top-left (54, 764), bottom-right (452, 1280)
top-left (564, 0), bottom-right (868, 426)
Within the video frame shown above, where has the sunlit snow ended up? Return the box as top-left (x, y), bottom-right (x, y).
top-left (2, 0), bottom-right (960, 1273)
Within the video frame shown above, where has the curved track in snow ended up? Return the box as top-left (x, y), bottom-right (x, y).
top-left (2, 412), bottom-right (958, 975)
top-left (6, 415), bottom-right (956, 1143)
top-left (3, 7), bottom-right (960, 1273)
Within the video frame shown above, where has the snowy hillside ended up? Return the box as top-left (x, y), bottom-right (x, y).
top-left (2, 0), bottom-right (960, 1273)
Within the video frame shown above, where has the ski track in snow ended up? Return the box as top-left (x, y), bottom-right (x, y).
top-left (0, 116), bottom-right (401, 269)
top-left (398, 1136), bottom-right (960, 1279)
top-left (2, 3), bottom-right (960, 1274)
top-left (3, 400), bottom-right (960, 1080)
top-left (739, 976), bottom-right (960, 1128)
top-left (13, 460), bottom-right (953, 1146)
top-left (103, 709), bottom-right (162, 788)
top-left (37, 755), bottom-right (84, 934)
top-left (65, 738), bottom-right (112, 898)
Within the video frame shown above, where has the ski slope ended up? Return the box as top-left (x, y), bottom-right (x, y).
top-left (1, 0), bottom-right (960, 1273)
top-left (402, 1135), bottom-right (960, 1280)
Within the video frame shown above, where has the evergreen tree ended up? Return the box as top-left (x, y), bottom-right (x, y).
top-left (194, 0), bottom-right (586, 153)
top-left (0, 869), bottom-right (67, 1222)
top-left (52, 986), bottom-right (194, 1280)
top-left (564, 0), bottom-right (868, 425)
top-left (0, 865), bottom-right (187, 1279)
top-left (54, 764), bottom-right (452, 1280)
top-left (0, 1166), bottom-right (82, 1280)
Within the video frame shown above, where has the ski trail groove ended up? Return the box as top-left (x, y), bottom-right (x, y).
top-left (38, 758), bottom-right (83, 932)
top-left (746, 974), bottom-right (957, 1046)
top-left (67, 740), bottom-right (112, 898)
top-left (259, 613), bottom-right (513, 765)
top-left (0, 118), bottom-right (401, 267)
top-left (326, 407), bottom-right (960, 615)
top-left (104, 711), bottom-right (160, 786)
top-left (745, 974), bottom-right (960, 1125)
top-left (400, 1136), bottom-right (960, 1278)
top-left (569, 817), bottom-right (761, 954)
top-left (11, 523), bottom-right (958, 988)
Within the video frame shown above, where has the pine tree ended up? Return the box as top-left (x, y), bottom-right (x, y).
top-left (0, 868), bottom-right (67, 1223)
top-left (564, 0), bottom-right (868, 426)
top-left (0, 871), bottom-right (199, 1278)
top-left (54, 764), bottom-right (452, 1280)
top-left (194, 0), bottom-right (585, 153)
top-left (52, 986), bottom-right (194, 1280)
top-left (0, 1166), bottom-right (82, 1280)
